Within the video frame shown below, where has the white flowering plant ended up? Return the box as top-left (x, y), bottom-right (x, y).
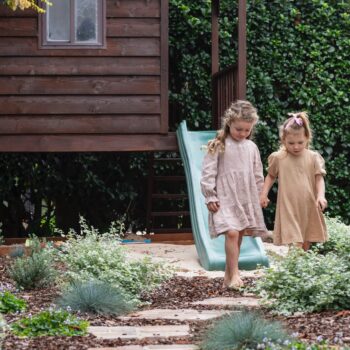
top-left (255, 248), bottom-right (350, 315)
top-left (312, 217), bottom-right (350, 261)
top-left (55, 217), bottom-right (173, 302)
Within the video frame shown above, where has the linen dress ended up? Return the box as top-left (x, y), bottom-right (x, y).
top-left (200, 136), bottom-right (268, 238)
top-left (267, 149), bottom-right (328, 245)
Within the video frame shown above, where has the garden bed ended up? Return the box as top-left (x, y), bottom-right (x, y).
top-left (1, 217), bottom-right (349, 350)
top-left (1, 253), bottom-right (349, 349)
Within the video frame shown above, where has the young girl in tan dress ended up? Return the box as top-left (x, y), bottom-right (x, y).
top-left (201, 100), bottom-right (268, 289)
top-left (260, 112), bottom-right (328, 250)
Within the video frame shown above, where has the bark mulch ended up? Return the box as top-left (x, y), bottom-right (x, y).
top-left (1, 257), bottom-right (349, 349)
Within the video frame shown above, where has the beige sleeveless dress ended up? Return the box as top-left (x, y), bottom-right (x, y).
top-left (267, 149), bottom-right (328, 245)
top-left (201, 136), bottom-right (268, 238)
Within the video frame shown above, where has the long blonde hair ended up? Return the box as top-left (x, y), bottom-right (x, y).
top-left (207, 100), bottom-right (259, 153)
top-left (279, 111), bottom-right (312, 149)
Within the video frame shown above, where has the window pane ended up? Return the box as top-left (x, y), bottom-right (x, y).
top-left (47, 0), bottom-right (70, 41)
top-left (75, 0), bottom-right (97, 43)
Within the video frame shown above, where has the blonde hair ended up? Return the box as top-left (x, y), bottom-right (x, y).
top-left (207, 100), bottom-right (259, 153)
top-left (279, 111), bottom-right (312, 149)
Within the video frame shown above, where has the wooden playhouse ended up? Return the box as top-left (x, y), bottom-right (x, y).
top-left (0, 0), bottom-right (247, 236)
top-left (0, 0), bottom-right (247, 152)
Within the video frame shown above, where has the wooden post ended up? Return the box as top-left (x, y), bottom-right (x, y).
top-left (237, 0), bottom-right (247, 100)
top-left (211, 0), bottom-right (219, 76)
top-left (211, 0), bottom-right (220, 128)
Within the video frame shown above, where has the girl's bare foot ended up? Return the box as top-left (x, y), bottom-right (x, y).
top-left (225, 275), bottom-right (244, 289)
top-left (223, 269), bottom-right (232, 288)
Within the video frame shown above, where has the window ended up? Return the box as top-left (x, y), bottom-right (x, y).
top-left (41, 0), bottom-right (105, 48)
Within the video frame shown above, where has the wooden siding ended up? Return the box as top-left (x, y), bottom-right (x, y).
top-left (0, 133), bottom-right (178, 152)
top-left (0, 0), bottom-right (169, 151)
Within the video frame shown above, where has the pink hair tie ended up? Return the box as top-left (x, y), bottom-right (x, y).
top-left (286, 114), bottom-right (303, 128)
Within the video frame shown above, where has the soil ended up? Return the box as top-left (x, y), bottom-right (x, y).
top-left (1, 256), bottom-right (350, 349)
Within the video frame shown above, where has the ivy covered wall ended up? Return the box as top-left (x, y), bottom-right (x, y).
top-left (169, 0), bottom-right (350, 226)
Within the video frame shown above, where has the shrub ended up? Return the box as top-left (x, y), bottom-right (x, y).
top-left (200, 311), bottom-right (290, 350)
top-left (312, 217), bottom-right (350, 259)
top-left (7, 250), bottom-right (57, 290)
top-left (56, 279), bottom-right (135, 316)
top-left (56, 218), bottom-right (172, 301)
top-left (0, 291), bottom-right (26, 313)
top-left (10, 309), bottom-right (89, 337)
top-left (255, 249), bottom-right (350, 315)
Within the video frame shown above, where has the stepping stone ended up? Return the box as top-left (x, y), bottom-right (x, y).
top-left (191, 296), bottom-right (259, 308)
top-left (120, 309), bottom-right (229, 321)
top-left (88, 346), bottom-right (197, 350)
top-left (89, 325), bottom-right (190, 340)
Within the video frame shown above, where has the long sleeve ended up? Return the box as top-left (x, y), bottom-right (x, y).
top-left (253, 146), bottom-right (264, 194)
top-left (200, 150), bottom-right (219, 204)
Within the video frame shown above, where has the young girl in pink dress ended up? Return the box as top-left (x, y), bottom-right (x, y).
top-left (201, 100), bottom-right (268, 289)
top-left (260, 112), bottom-right (328, 250)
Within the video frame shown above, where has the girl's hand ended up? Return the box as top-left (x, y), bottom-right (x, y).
top-left (207, 201), bottom-right (220, 213)
top-left (316, 196), bottom-right (327, 211)
top-left (260, 195), bottom-right (270, 208)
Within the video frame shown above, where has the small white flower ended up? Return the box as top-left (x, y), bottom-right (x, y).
top-left (316, 335), bottom-right (323, 342)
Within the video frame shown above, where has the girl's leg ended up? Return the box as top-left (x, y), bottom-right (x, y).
top-left (302, 241), bottom-right (311, 251)
top-left (224, 230), bottom-right (244, 288)
top-left (289, 242), bottom-right (310, 251)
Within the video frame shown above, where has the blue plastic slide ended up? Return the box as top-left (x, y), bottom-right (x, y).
top-left (177, 121), bottom-right (269, 271)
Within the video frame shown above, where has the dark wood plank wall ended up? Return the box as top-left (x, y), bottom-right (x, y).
top-left (0, 0), bottom-right (174, 151)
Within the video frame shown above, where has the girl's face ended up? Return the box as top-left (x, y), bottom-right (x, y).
top-left (283, 129), bottom-right (308, 156)
top-left (229, 120), bottom-right (254, 142)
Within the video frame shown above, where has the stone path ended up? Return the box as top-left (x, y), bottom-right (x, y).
top-left (89, 325), bottom-right (190, 340)
top-left (89, 345), bottom-right (198, 350)
top-left (88, 296), bottom-right (260, 349)
top-left (87, 242), bottom-right (279, 349)
top-left (120, 308), bottom-right (230, 321)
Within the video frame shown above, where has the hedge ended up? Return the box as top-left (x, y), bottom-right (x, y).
top-left (0, 0), bottom-right (349, 234)
top-left (169, 0), bottom-right (350, 226)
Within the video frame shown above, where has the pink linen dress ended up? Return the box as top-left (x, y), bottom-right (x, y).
top-left (267, 149), bottom-right (328, 245)
top-left (201, 136), bottom-right (268, 238)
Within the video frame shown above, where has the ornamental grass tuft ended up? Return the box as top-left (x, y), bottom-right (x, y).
top-left (56, 279), bottom-right (135, 315)
top-left (7, 249), bottom-right (57, 290)
top-left (200, 311), bottom-right (290, 350)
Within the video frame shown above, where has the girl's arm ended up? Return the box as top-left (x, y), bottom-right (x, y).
top-left (260, 174), bottom-right (276, 208)
top-left (201, 150), bottom-right (220, 212)
top-left (315, 174), bottom-right (327, 211)
top-left (253, 147), bottom-right (264, 194)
